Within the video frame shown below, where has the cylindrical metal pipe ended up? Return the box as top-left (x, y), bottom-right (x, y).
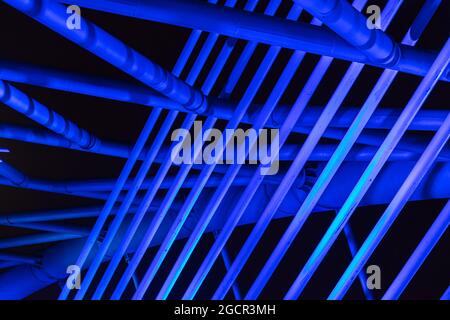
top-left (58, 0), bottom-right (450, 81)
top-left (0, 60), bottom-right (183, 111)
top-left (0, 159), bottom-right (449, 298)
top-left (0, 81), bottom-right (96, 149)
top-left (383, 200), bottom-right (450, 300)
top-left (3, 0), bottom-right (208, 112)
top-left (1, 62), bottom-right (445, 132)
top-left (293, 0), bottom-right (399, 65)
top-left (0, 160), bottom-right (26, 185)
top-left (0, 252), bottom-right (40, 265)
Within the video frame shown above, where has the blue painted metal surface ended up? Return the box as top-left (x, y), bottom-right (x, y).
top-left (0, 0), bottom-right (448, 300)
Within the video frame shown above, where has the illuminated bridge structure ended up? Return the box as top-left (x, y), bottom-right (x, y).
top-left (0, 0), bottom-right (448, 300)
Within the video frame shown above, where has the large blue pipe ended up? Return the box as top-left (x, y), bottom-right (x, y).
top-left (3, 123), bottom-right (449, 164)
top-left (285, 38), bottom-right (450, 300)
top-left (2, 0), bottom-right (207, 112)
top-left (97, 0), bottom-right (289, 300)
top-left (0, 60), bottom-right (183, 111)
top-left (242, 0), bottom-right (444, 299)
top-left (57, 0), bottom-right (450, 82)
top-left (58, 0), bottom-right (258, 300)
top-left (0, 160), bottom-right (448, 221)
top-left (188, 1), bottom-right (402, 298)
top-left (0, 81), bottom-right (97, 149)
top-left (1, 61), bottom-right (445, 132)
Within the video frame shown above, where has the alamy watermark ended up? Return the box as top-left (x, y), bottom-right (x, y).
top-left (66, 264), bottom-right (81, 290)
top-left (366, 264), bottom-right (381, 290)
top-left (171, 121), bottom-right (279, 175)
top-left (66, 5), bottom-right (81, 30)
top-left (366, 5), bottom-right (382, 30)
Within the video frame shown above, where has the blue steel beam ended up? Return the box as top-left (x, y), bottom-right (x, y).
top-left (162, 0), bottom-right (372, 300)
top-left (286, 38), bottom-right (450, 300)
top-left (109, 0), bottom-right (289, 301)
top-left (59, 0), bottom-right (450, 82)
top-left (244, 0), bottom-right (441, 299)
top-left (0, 0), bottom-right (448, 301)
top-left (211, 0), bottom-right (403, 300)
top-left (330, 113), bottom-right (450, 299)
top-left (136, 1), bottom-right (308, 299)
top-left (1, 61), bottom-right (446, 133)
top-left (72, 0), bottom-right (262, 300)
top-left (342, 222), bottom-right (374, 300)
top-left (146, 0), bottom-right (317, 300)
top-left (0, 81), bottom-right (97, 149)
top-left (293, 0), bottom-right (399, 65)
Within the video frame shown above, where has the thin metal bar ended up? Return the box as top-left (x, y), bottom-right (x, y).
top-left (215, 231), bottom-right (242, 300)
top-left (211, 0), bottom-right (395, 301)
top-left (342, 223), bottom-right (374, 300)
top-left (331, 115), bottom-right (450, 299)
top-left (155, 0), bottom-right (311, 300)
top-left (0, 261), bottom-right (24, 269)
top-left (8, 221), bottom-right (90, 236)
top-left (0, 80), bottom-right (96, 149)
top-left (61, 0), bottom-right (213, 298)
top-left (287, 38), bottom-right (450, 300)
top-left (88, 0), bottom-right (259, 300)
top-left (0, 205), bottom-right (160, 224)
top-left (58, 108), bottom-right (159, 300)
top-left (1, 62), bottom-right (445, 133)
top-left (246, 0), bottom-right (434, 299)
top-left (383, 200), bottom-right (450, 300)
top-left (112, 0), bottom-right (279, 300)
